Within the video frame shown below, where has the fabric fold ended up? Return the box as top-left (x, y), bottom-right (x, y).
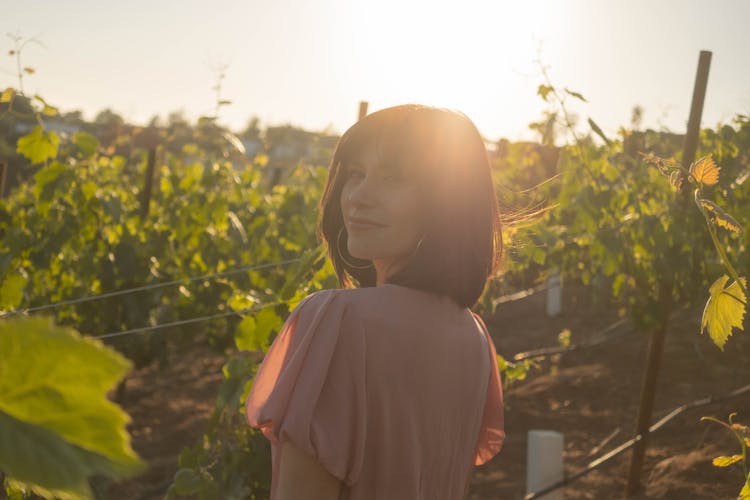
top-left (470, 312), bottom-right (506, 465)
top-left (245, 289), bottom-right (368, 491)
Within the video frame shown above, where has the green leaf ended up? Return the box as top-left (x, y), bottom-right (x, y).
top-left (588, 117), bottom-right (612, 145)
top-left (558, 328), bottom-right (571, 348)
top-left (72, 131), bottom-right (100, 157)
top-left (234, 307), bottom-right (282, 352)
top-left (216, 356), bottom-right (255, 414)
top-left (33, 94), bottom-right (59, 116)
top-left (564, 88), bottom-right (587, 102)
top-left (537, 84), bottom-right (554, 102)
top-left (34, 160), bottom-right (66, 198)
top-left (0, 316), bottom-right (146, 499)
top-left (0, 271), bottom-right (26, 310)
top-left (531, 247), bottom-right (546, 265)
top-left (179, 162), bottom-right (204, 190)
top-left (17, 125), bottom-right (60, 164)
top-left (171, 468), bottom-right (203, 495)
top-left (700, 275), bottom-right (747, 350)
top-left (712, 454), bottom-right (743, 467)
top-left (81, 181), bottom-right (97, 201)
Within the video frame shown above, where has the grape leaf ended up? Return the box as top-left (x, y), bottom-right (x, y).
top-left (235, 307), bottom-right (281, 353)
top-left (700, 275), bottom-right (747, 350)
top-left (712, 454), bottom-right (743, 467)
top-left (698, 198), bottom-right (743, 233)
top-left (1, 87), bottom-right (14, 103)
top-left (0, 316), bottom-right (146, 499)
top-left (690, 154), bottom-right (720, 185)
top-left (16, 125), bottom-right (60, 164)
top-left (72, 131), bottom-right (100, 157)
top-left (741, 475), bottom-right (750, 500)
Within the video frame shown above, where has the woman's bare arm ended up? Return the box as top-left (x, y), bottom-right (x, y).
top-left (276, 439), bottom-right (343, 500)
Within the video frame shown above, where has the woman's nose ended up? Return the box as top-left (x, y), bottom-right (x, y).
top-left (346, 174), bottom-right (378, 207)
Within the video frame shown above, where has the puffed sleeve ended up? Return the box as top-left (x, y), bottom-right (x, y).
top-left (471, 312), bottom-right (506, 465)
top-left (245, 289), bottom-right (367, 487)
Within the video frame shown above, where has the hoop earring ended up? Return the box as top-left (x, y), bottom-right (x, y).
top-left (336, 227), bottom-right (374, 269)
top-left (409, 234), bottom-right (426, 259)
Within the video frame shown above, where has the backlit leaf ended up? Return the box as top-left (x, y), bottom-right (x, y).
top-left (234, 307), bottom-right (282, 352)
top-left (72, 131), bottom-right (100, 157)
top-left (740, 475), bottom-right (750, 500)
top-left (690, 154), bottom-right (720, 185)
top-left (0, 272), bottom-right (26, 309)
top-left (0, 316), bottom-right (146, 499)
top-left (700, 275), bottom-right (747, 350)
top-left (698, 198), bottom-right (743, 233)
top-left (564, 88), bottom-right (587, 102)
top-left (588, 117), bottom-right (611, 145)
top-left (537, 84), bottom-right (553, 102)
top-left (712, 454), bottom-right (743, 467)
top-left (33, 94), bottom-right (59, 116)
top-left (1, 87), bottom-right (14, 103)
top-left (16, 125), bottom-right (60, 164)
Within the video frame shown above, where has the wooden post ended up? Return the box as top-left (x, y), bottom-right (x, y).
top-left (0, 161), bottom-right (7, 198)
top-left (625, 50), bottom-right (712, 497)
top-left (134, 126), bottom-right (160, 219)
top-left (358, 101), bottom-right (368, 121)
top-left (681, 50), bottom-right (713, 173)
top-left (140, 147), bottom-right (156, 218)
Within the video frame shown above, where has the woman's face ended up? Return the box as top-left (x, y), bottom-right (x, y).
top-left (339, 139), bottom-right (424, 286)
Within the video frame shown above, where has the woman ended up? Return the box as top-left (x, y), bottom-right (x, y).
top-left (246, 104), bottom-right (506, 499)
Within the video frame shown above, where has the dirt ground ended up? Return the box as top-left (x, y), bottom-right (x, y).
top-left (106, 282), bottom-right (750, 499)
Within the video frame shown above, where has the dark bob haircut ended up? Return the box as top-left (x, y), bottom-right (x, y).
top-left (316, 103), bottom-right (503, 310)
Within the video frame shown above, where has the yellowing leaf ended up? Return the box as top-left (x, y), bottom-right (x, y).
top-left (254, 152), bottom-right (269, 167)
top-left (712, 454), bottom-right (743, 467)
top-left (33, 94), bottom-right (59, 116)
top-left (690, 154), bottom-right (720, 185)
top-left (699, 198), bottom-right (743, 233)
top-left (741, 476), bottom-right (750, 500)
top-left (700, 275), bottom-right (747, 351)
top-left (41, 104), bottom-right (59, 116)
top-left (1, 87), bottom-right (14, 103)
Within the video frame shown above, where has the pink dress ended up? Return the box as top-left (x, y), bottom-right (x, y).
top-left (245, 283), bottom-right (505, 499)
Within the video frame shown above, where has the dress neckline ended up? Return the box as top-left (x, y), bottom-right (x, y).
top-left (374, 283), bottom-right (469, 311)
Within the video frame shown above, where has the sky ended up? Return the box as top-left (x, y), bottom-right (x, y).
top-left (3, 0), bottom-right (750, 143)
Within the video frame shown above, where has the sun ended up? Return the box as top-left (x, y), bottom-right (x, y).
top-left (349, 0), bottom-right (565, 140)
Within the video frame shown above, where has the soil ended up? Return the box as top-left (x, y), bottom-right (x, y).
top-left (105, 282), bottom-right (750, 499)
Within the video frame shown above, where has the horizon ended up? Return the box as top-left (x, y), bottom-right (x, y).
top-left (4, 0), bottom-right (750, 142)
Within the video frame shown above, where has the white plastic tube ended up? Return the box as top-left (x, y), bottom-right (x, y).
top-left (526, 430), bottom-right (564, 499)
top-left (546, 270), bottom-right (562, 317)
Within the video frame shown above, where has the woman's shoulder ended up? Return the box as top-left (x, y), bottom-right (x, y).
top-left (299, 285), bottom-right (391, 306)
